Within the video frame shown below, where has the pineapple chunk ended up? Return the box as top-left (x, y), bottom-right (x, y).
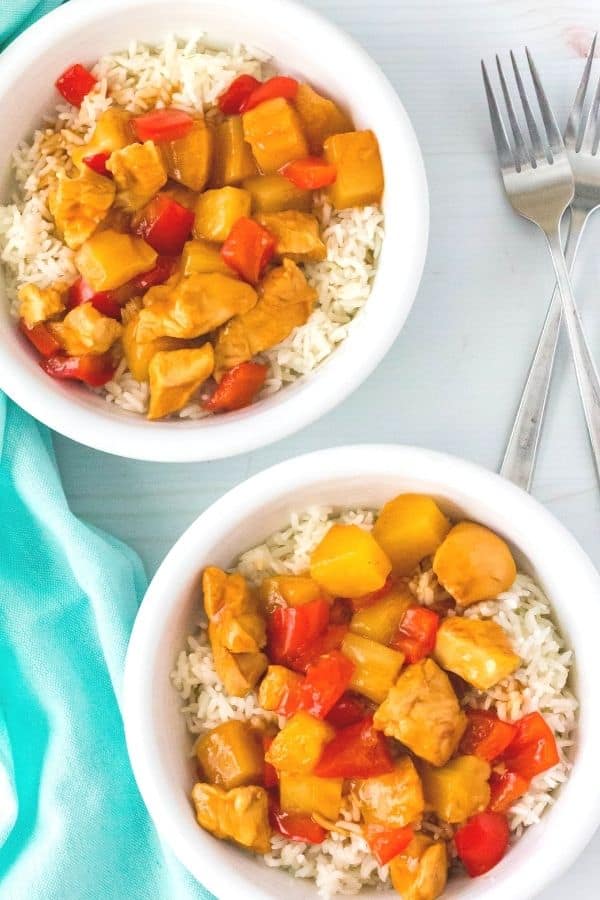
top-left (193, 186), bottom-right (252, 242)
top-left (279, 772), bottom-right (343, 821)
top-left (242, 174), bottom-right (312, 213)
top-left (294, 83), bottom-right (352, 153)
top-left (161, 119), bottom-right (213, 191)
top-left (18, 284), bottom-right (65, 329)
top-left (209, 623), bottom-right (267, 697)
top-left (341, 632), bottom-right (404, 704)
top-left (265, 712), bottom-right (334, 774)
top-left (147, 344), bottom-right (214, 419)
top-left (121, 313), bottom-right (182, 382)
top-left (373, 494), bottom-right (451, 576)
top-left (70, 109), bottom-right (132, 171)
top-left (259, 575), bottom-right (324, 611)
top-left (49, 170), bottom-right (116, 250)
top-left (136, 273), bottom-right (257, 343)
top-left (181, 239), bottom-right (235, 276)
top-left (196, 720), bottom-right (264, 790)
top-left (107, 140), bottom-right (167, 211)
top-left (389, 835), bottom-right (448, 900)
top-left (310, 523), bottom-right (392, 598)
top-left (432, 522), bottom-right (517, 608)
top-left (242, 98), bottom-right (309, 173)
top-left (323, 130), bottom-right (384, 209)
top-left (357, 756), bottom-right (424, 826)
top-left (211, 116), bottom-right (258, 187)
top-left (74, 230), bottom-right (157, 291)
top-left (350, 586), bottom-right (413, 645)
top-left (52, 302), bottom-right (121, 356)
top-left (256, 210), bottom-right (326, 262)
top-left (419, 755), bottom-right (491, 823)
top-left (434, 617), bottom-right (520, 691)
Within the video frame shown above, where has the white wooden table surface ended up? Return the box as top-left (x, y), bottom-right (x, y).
top-left (53, 1), bottom-right (600, 895)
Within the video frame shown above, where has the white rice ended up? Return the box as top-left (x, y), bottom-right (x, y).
top-left (0, 36), bottom-right (384, 419)
top-left (171, 506), bottom-right (577, 897)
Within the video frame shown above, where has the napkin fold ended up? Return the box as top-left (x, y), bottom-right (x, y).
top-left (0, 0), bottom-right (61, 46)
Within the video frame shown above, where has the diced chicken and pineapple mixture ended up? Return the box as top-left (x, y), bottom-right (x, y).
top-left (16, 62), bottom-right (383, 419)
top-left (183, 493), bottom-right (563, 899)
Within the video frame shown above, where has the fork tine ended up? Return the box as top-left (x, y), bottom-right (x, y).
top-left (481, 60), bottom-right (514, 168)
top-left (510, 51), bottom-right (545, 162)
top-left (496, 55), bottom-right (530, 169)
top-left (525, 47), bottom-right (565, 154)
top-left (564, 32), bottom-right (597, 147)
top-left (581, 66), bottom-right (600, 154)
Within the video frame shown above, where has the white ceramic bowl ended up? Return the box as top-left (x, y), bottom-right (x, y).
top-left (0, 0), bottom-right (428, 462)
top-left (123, 444), bottom-right (600, 900)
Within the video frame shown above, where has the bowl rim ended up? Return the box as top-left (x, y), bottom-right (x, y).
top-left (0, 0), bottom-right (429, 462)
top-left (123, 443), bottom-right (600, 900)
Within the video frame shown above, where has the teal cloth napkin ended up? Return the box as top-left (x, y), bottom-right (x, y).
top-left (0, 5), bottom-right (213, 897)
top-left (0, 402), bottom-right (214, 900)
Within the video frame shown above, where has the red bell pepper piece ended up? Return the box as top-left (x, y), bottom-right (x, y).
top-left (19, 320), bottom-right (61, 359)
top-left (299, 651), bottom-right (355, 719)
top-left (41, 353), bottom-right (116, 387)
top-left (267, 597), bottom-right (329, 667)
top-left (82, 152), bottom-right (112, 177)
top-left (500, 711), bottom-right (559, 780)
top-left (67, 277), bottom-right (122, 319)
top-left (391, 605), bottom-right (439, 664)
top-left (132, 256), bottom-right (178, 292)
top-left (55, 63), bottom-right (97, 106)
top-left (326, 693), bottom-right (372, 728)
top-left (279, 156), bottom-right (337, 190)
top-left (269, 800), bottom-right (326, 844)
top-left (314, 716), bottom-right (394, 779)
top-left (203, 361), bottom-right (268, 413)
top-left (218, 74), bottom-right (261, 115)
top-left (365, 825), bottom-right (414, 865)
top-left (132, 108), bottom-right (194, 142)
top-left (455, 811), bottom-right (510, 877)
top-left (287, 624), bottom-right (348, 673)
top-left (240, 75), bottom-right (299, 112)
top-left (262, 736), bottom-right (278, 789)
top-left (488, 770), bottom-right (529, 813)
top-left (134, 194), bottom-right (195, 256)
top-left (460, 710), bottom-right (517, 762)
top-left (351, 575), bottom-right (395, 611)
top-left (221, 217), bottom-right (276, 284)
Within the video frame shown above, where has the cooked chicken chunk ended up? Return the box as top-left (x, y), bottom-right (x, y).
top-left (434, 617), bottom-right (520, 691)
top-left (258, 665), bottom-right (303, 711)
top-left (214, 259), bottom-right (316, 378)
top-left (433, 522), bottom-right (517, 608)
top-left (389, 835), bottom-right (448, 900)
top-left (70, 108), bottom-right (132, 171)
top-left (202, 566), bottom-right (266, 654)
top-left (75, 230), bottom-right (157, 292)
top-left (209, 622), bottom-right (267, 696)
top-left (135, 273), bottom-right (257, 343)
top-left (49, 170), bottom-right (116, 249)
top-left (51, 302), bottom-right (122, 356)
top-left (294, 83), bottom-right (352, 154)
top-left (121, 312), bottom-right (182, 382)
top-left (256, 211), bottom-right (326, 262)
top-left (357, 756), bottom-right (424, 827)
top-left (18, 283), bottom-right (65, 329)
top-left (107, 140), bottom-right (167, 211)
top-left (147, 344), bottom-right (214, 419)
top-left (191, 783), bottom-right (270, 854)
top-left (373, 658), bottom-right (467, 767)
top-left (419, 755), bottom-right (491, 823)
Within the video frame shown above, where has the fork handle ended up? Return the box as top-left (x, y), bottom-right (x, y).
top-left (544, 222), bottom-right (600, 480)
top-left (500, 205), bottom-right (588, 490)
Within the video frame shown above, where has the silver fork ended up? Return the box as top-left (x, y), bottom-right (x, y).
top-left (500, 36), bottom-right (600, 490)
top-left (482, 48), bottom-right (600, 483)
